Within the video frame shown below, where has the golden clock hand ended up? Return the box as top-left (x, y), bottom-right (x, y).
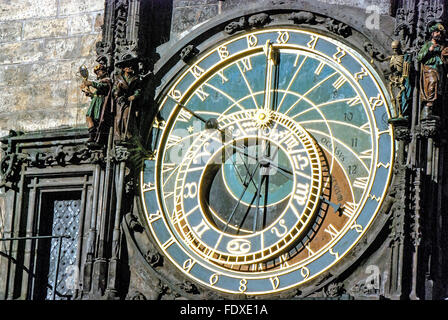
top-left (263, 40), bottom-right (279, 112)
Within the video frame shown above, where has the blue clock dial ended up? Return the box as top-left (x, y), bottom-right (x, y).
top-left (141, 27), bottom-right (394, 295)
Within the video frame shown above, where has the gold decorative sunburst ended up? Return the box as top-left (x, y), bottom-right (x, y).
top-left (255, 109), bottom-right (273, 128)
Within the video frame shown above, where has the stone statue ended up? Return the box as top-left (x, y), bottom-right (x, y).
top-left (417, 22), bottom-right (448, 118)
top-left (80, 64), bottom-right (112, 143)
top-left (387, 40), bottom-right (411, 119)
top-left (113, 54), bottom-right (142, 143)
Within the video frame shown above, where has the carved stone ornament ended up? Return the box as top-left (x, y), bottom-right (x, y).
top-left (288, 11), bottom-right (317, 25)
top-left (224, 13), bottom-right (271, 35)
top-left (363, 42), bottom-right (387, 62)
top-left (179, 280), bottom-right (200, 295)
top-left (128, 290), bottom-right (147, 300)
top-left (180, 44), bottom-right (199, 63)
top-left (418, 117), bottom-right (440, 138)
top-left (325, 18), bottom-right (352, 38)
top-left (145, 247), bottom-right (164, 268)
top-left (114, 145), bottom-right (130, 162)
top-left (247, 13), bottom-right (271, 27)
top-left (389, 117), bottom-right (411, 141)
top-left (324, 282), bottom-right (346, 297)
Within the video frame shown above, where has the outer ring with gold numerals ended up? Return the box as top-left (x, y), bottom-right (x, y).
top-left (141, 26), bottom-right (394, 295)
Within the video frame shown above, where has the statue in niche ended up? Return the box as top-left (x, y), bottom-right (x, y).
top-left (417, 22), bottom-right (448, 119)
top-left (387, 40), bottom-right (411, 119)
top-left (113, 54), bottom-right (142, 143)
top-left (80, 63), bottom-right (112, 144)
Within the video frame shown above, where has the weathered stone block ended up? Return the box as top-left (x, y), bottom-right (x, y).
top-left (0, 86), bottom-right (30, 113)
top-left (26, 82), bottom-right (68, 109)
top-left (67, 79), bottom-right (89, 105)
top-left (0, 106), bottom-right (82, 134)
top-left (43, 37), bottom-right (82, 60)
top-left (0, 64), bottom-right (32, 86)
top-left (94, 12), bottom-right (104, 33)
top-left (80, 34), bottom-right (101, 57)
top-left (58, 0), bottom-right (105, 16)
top-left (0, 40), bottom-right (44, 64)
top-left (0, 0), bottom-right (58, 21)
top-left (23, 18), bottom-right (68, 40)
top-left (0, 22), bottom-right (22, 43)
top-left (171, 5), bottom-right (217, 36)
top-left (29, 61), bottom-right (73, 82)
top-left (68, 14), bottom-right (94, 35)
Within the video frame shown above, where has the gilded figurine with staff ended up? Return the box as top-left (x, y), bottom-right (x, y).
top-left (79, 62), bottom-right (113, 144)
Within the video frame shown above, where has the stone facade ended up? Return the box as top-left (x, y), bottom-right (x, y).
top-left (1, 0), bottom-right (448, 301)
top-left (0, 0), bottom-right (105, 138)
top-left (0, 0), bottom-right (104, 246)
top-left (170, 0), bottom-right (391, 39)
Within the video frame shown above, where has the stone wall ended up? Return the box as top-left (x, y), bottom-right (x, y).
top-left (0, 0), bottom-right (105, 237)
top-left (0, 0), bottom-right (105, 138)
top-left (171, 0), bottom-right (391, 39)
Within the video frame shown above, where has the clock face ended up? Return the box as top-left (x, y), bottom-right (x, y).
top-left (141, 27), bottom-right (394, 295)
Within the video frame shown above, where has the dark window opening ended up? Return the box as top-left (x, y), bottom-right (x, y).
top-left (32, 192), bottom-right (81, 300)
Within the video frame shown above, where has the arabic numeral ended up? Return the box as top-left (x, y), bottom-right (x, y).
top-left (239, 279), bottom-right (248, 292)
top-left (344, 112), bottom-right (353, 121)
top-left (348, 165), bottom-right (357, 175)
top-left (351, 137), bottom-right (358, 148)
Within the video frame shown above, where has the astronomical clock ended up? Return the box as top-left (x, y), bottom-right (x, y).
top-left (140, 19), bottom-right (394, 297)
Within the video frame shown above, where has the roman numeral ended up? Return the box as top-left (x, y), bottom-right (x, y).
top-left (195, 85), bottom-right (209, 101)
top-left (177, 108), bottom-right (193, 122)
top-left (314, 61), bottom-right (325, 75)
top-left (305, 244), bottom-right (315, 257)
top-left (162, 237), bottom-right (175, 249)
top-left (348, 96), bottom-right (361, 107)
top-left (279, 253), bottom-right (289, 269)
top-left (216, 70), bottom-right (228, 83)
top-left (342, 201), bottom-right (357, 218)
top-left (294, 54), bottom-right (301, 67)
top-left (332, 75), bottom-right (346, 90)
top-left (324, 224), bottom-right (339, 240)
top-left (353, 177), bottom-right (369, 190)
top-left (360, 149), bottom-right (373, 159)
top-left (162, 162), bottom-right (176, 174)
top-left (166, 134), bottom-right (182, 149)
top-left (240, 57), bottom-right (252, 72)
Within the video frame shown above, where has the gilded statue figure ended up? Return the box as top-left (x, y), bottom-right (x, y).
top-left (80, 64), bottom-right (112, 143)
top-left (387, 40), bottom-right (411, 119)
top-left (417, 22), bottom-right (448, 118)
